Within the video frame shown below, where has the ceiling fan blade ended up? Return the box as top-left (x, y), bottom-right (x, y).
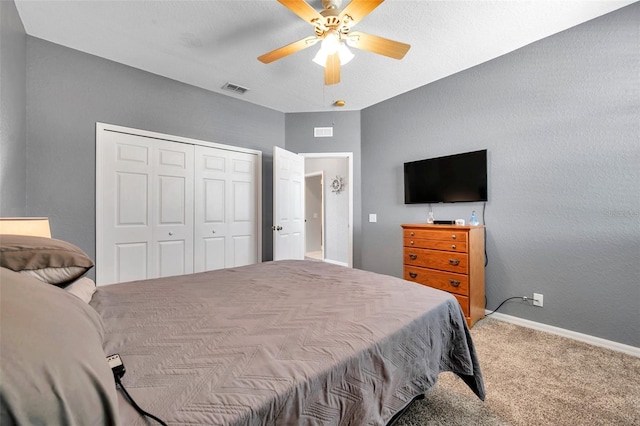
top-left (324, 52), bottom-right (340, 85)
top-left (278, 0), bottom-right (323, 25)
top-left (258, 36), bottom-right (318, 63)
top-left (347, 31), bottom-right (410, 60)
top-left (339, 0), bottom-right (384, 27)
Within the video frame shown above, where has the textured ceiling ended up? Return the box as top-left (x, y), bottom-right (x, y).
top-left (15, 0), bottom-right (635, 113)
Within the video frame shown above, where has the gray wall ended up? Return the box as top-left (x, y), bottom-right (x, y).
top-left (25, 37), bottom-right (284, 264)
top-left (0, 0), bottom-right (27, 216)
top-left (361, 4), bottom-right (639, 347)
top-left (285, 111), bottom-right (362, 268)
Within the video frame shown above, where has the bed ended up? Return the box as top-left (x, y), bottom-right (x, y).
top-left (0, 228), bottom-right (485, 426)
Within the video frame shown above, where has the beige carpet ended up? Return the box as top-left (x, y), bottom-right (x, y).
top-left (395, 317), bottom-right (640, 425)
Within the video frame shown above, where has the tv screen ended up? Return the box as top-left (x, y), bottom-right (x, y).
top-left (404, 150), bottom-right (487, 204)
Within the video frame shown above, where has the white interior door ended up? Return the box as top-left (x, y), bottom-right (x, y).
top-left (273, 146), bottom-right (305, 260)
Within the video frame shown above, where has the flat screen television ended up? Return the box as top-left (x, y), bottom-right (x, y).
top-left (404, 149), bottom-right (487, 204)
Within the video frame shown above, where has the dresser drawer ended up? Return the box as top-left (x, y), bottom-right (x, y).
top-left (403, 229), bottom-right (467, 243)
top-left (404, 248), bottom-right (468, 274)
top-left (452, 293), bottom-right (470, 318)
top-left (404, 266), bottom-right (469, 296)
top-left (404, 237), bottom-right (468, 253)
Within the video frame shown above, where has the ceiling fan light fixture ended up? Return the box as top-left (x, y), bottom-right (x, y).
top-left (337, 43), bottom-right (354, 65)
top-left (313, 41), bottom-right (353, 67)
top-left (321, 30), bottom-right (340, 54)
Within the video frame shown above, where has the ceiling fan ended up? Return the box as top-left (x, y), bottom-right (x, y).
top-left (258, 0), bottom-right (411, 85)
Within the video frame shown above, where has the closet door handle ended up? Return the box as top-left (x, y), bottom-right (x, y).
top-left (408, 254), bottom-right (417, 260)
top-left (168, 231), bottom-right (173, 236)
top-left (449, 259), bottom-right (460, 266)
top-left (409, 272), bottom-right (418, 279)
top-left (212, 230), bottom-right (216, 234)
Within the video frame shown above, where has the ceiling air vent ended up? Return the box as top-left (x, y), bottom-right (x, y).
top-left (222, 82), bottom-right (249, 95)
top-left (314, 127), bottom-right (333, 138)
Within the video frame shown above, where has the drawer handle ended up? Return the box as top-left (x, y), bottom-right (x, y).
top-left (449, 279), bottom-right (461, 287)
top-left (449, 259), bottom-right (461, 266)
top-left (451, 235), bottom-right (457, 240)
top-left (408, 254), bottom-right (418, 260)
top-left (410, 241), bottom-right (415, 245)
top-left (409, 272), bottom-right (418, 279)
top-left (451, 244), bottom-right (456, 249)
top-left (410, 232), bottom-right (415, 236)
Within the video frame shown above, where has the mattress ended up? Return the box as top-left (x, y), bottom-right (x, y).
top-left (90, 260), bottom-right (485, 425)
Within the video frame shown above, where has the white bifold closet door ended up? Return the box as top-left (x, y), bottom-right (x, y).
top-left (100, 132), bottom-right (194, 283)
top-left (97, 125), bottom-right (259, 285)
top-left (194, 146), bottom-right (258, 272)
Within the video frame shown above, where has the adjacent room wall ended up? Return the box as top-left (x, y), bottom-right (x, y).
top-left (285, 111), bottom-right (362, 268)
top-left (26, 37), bottom-right (285, 264)
top-left (361, 4), bottom-right (639, 346)
top-left (305, 157), bottom-right (350, 266)
top-left (0, 0), bottom-right (27, 216)
top-left (305, 174), bottom-right (322, 254)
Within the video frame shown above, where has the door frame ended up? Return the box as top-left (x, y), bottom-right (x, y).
top-left (96, 122), bottom-right (262, 284)
top-left (300, 152), bottom-right (353, 268)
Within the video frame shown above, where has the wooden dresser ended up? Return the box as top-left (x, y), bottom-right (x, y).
top-left (401, 224), bottom-right (485, 328)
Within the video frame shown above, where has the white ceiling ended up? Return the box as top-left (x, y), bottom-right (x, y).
top-left (15, 0), bottom-right (635, 113)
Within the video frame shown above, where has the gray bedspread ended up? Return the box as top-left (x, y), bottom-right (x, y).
top-left (90, 260), bottom-right (484, 425)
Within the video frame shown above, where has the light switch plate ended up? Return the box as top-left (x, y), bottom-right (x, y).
top-left (369, 214), bottom-right (377, 223)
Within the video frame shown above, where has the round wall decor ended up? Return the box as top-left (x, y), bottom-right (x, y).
top-left (330, 176), bottom-right (344, 194)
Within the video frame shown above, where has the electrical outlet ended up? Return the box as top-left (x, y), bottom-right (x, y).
top-left (533, 293), bottom-right (543, 307)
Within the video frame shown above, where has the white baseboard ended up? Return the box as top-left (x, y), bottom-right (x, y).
top-left (323, 258), bottom-right (349, 267)
top-left (485, 311), bottom-right (640, 358)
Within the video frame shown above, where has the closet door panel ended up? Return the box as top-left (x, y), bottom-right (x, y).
top-left (158, 240), bottom-right (187, 277)
top-left (100, 132), bottom-right (153, 284)
top-left (204, 238), bottom-right (226, 271)
top-left (152, 141), bottom-right (194, 278)
top-left (228, 152), bottom-right (258, 267)
top-left (194, 146), bottom-right (229, 272)
top-left (117, 172), bottom-right (148, 225)
top-left (116, 243), bottom-right (148, 283)
top-left (232, 235), bottom-right (253, 267)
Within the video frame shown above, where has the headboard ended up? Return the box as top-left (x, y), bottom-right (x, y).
top-left (0, 217), bottom-right (51, 238)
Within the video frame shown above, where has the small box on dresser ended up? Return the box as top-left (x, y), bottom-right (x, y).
top-left (401, 224), bottom-right (485, 328)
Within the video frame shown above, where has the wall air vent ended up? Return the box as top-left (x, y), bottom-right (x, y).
top-left (314, 127), bottom-right (333, 138)
top-left (221, 82), bottom-right (249, 95)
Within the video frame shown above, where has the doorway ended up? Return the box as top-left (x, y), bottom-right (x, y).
top-left (304, 172), bottom-right (324, 261)
top-left (301, 153), bottom-right (353, 268)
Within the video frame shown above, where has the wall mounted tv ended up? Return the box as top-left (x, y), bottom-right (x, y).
top-left (404, 149), bottom-right (488, 204)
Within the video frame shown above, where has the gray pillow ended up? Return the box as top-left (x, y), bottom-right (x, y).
top-left (0, 235), bottom-right (94, 286)
top-left (0, 268), bottom-right (118, 425)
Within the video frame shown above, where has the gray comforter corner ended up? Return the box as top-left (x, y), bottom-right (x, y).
top-left (91, 260), bottom-right (484, 425)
